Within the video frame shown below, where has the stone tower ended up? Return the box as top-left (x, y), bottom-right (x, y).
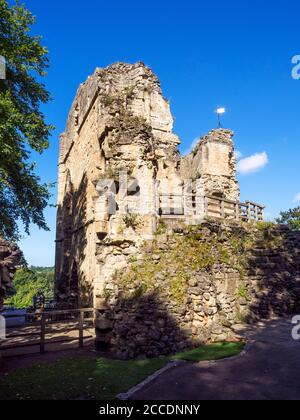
top-left (181, 129), bottom-right (240, 201)
top-left (55, 62), bottom-right (182, 309)
top-left (55, 62), bottom-right (241, 311)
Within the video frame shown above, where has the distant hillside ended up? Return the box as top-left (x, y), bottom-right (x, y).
top-left (5, 267), bottom-right (54, 309)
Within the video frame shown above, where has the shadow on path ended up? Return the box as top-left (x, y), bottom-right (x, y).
top-left (131, 318), bottom-right (300, 400)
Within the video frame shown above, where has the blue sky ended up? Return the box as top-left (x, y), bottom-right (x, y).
top-left (16, 0), bottom-right (300, 266)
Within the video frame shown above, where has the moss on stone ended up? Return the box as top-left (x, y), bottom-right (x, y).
top-left (116, 223), bottom-right (250, 305)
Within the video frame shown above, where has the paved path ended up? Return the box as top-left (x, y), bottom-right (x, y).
top-left (132, 318), bottom-right (300, 400)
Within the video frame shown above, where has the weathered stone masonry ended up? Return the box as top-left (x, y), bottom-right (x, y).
top-left (55, 62), bottom-right (240, 310)
top-left (104, 221), bottom-right (300, 359)
top-left (55, 62), bottom-right (300, 358)
top-left (55, 62), bottom-right (183, 310)
top-left (0, 240), bottom-right (22, 310)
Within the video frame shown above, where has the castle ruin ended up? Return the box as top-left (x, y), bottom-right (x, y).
top-left (55, 63), bottom-right (270, 355)
top-left (55, 62), bottom-right (245, 308)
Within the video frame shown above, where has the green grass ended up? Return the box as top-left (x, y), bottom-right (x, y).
top-left (170, 342), bottom-right (245, 363)
top-left (0, 342), bottom-right (244, 400)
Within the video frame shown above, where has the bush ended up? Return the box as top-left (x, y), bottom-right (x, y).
top-left (276, 207), bottom-right (300, 230)
top-left (5, 267), bottom-right (54, 309)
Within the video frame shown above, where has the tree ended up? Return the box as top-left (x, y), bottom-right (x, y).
top-left (0, 0), bottom-right (54, 241)
top-left (5, 267), bottom-right (54, 309)
top-left (276, 207), bottom-right (300, 230)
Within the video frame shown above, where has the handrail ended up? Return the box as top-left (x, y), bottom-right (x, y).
top-left (245, 200), bottom-right (266, 209)
top-left (1, 308), bottom-right (95, 356)
top-left (27, 308), bottom-right (94, 317)
top-left (159, 193), bottom-right (265, 222)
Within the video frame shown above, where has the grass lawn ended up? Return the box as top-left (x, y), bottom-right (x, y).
top-left (0, 342), bottom-right (244, 400)
top-left (170, 342), bottom-right (245, 363)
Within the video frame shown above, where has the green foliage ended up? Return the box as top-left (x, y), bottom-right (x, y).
top-left (237, 285), bottom-right (248, 299)
top-left (169, 273), bottom-right (187, 304)
top-left (123, 212), bottom-right (139, 229)
top-left (101, 86), bottom-right (135, 108)
top-left (0, 0), bottom-right (54, 241)
top-left (155, 220), bottom-right (167, 235)
top-left (0, 343), bottom-right (244, 400)
top-left (5, 266), bottom-right (54, 308)
top-left (118, 227), bottom-right (237, 305)
top-left (101, 92), bottom-right (118, 107)
top-left (256, 221), bottom-right (277, 230)
top-left (170, 342), bottom-right (245, 362)
top-left (123, 85), bottom-right (135, 100)
top-left (276, 207), bottom-right (300, 231)
top-left (254, 221), bottom-right (283, 248)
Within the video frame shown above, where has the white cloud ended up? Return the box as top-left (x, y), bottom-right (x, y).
top-left (293, 193), bottom-right (300, 203)
top-left (234, 150), bottom-right (243, 160)
top-left (237, 152), bottom-right (269, 175)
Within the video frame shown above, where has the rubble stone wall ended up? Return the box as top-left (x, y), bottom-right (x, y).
top-left (0, 240), bottom-right (23, 309)
top-left (101, 221), bottom-right (300, 359)
top-left (55, 63), bottom-right (243, 322)
top-left (181, 129), bottom-right (240, 201)
top-left (55, 61), bottom-right (300, 359)
top-left (55, 62), bottom-right (183, 308)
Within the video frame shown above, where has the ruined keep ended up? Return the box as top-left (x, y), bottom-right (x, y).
top-left (55, 62), bottom-right (241, 306)
top-left (56, 62), bottom-right (278, 357)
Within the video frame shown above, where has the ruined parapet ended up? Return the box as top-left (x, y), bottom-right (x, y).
top-left (181, 129), bottom-right (240, 202)
top-left (0, 240), bottom-right (23, 309)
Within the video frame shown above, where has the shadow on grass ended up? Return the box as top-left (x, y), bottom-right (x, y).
top-left (0, 342), bottom-right (244, 400)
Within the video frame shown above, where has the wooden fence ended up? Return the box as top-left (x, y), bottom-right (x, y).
top-left (0, 308), bottom-right (95, 357)
top-left (204, 196), bottom-right (265, 222)
top-left (159, 194), bottom-right (265, 223)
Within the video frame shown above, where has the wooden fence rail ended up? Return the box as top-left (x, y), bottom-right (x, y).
top-left (0, 308), bottom-right (95, 356)
top-left (205, 196), bottom-right (265, 222)
top-left (159, 194), bottom-right (265, 223)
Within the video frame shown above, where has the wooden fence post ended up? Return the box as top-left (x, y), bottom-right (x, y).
top-left (255, 205), bottom-right (259, 222)
top-left (235, 203), bottom-right (240, 221)
top-left (247, 202), bottom-right (251, 222)
top-left (79, 311), bottom-right (84, 348)
top-left (40, 314), bottom-right (46, 354)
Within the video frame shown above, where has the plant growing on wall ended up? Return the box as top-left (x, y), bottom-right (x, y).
top-left (123, 211), bottom-right (139, 230)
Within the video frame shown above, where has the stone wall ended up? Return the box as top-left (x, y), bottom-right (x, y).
top-left (99, 221), bottom-right (300, 359)
top-left (55, 62), bottom-right (243, 312)
top-left (0, 240), bottom-right (23, 309)
top-left (181, 129), bottom-right (240, 201)
top-left (55, 61), bottom-right (299, 360)
top-left (55, 62), bottom-right (183, 309)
